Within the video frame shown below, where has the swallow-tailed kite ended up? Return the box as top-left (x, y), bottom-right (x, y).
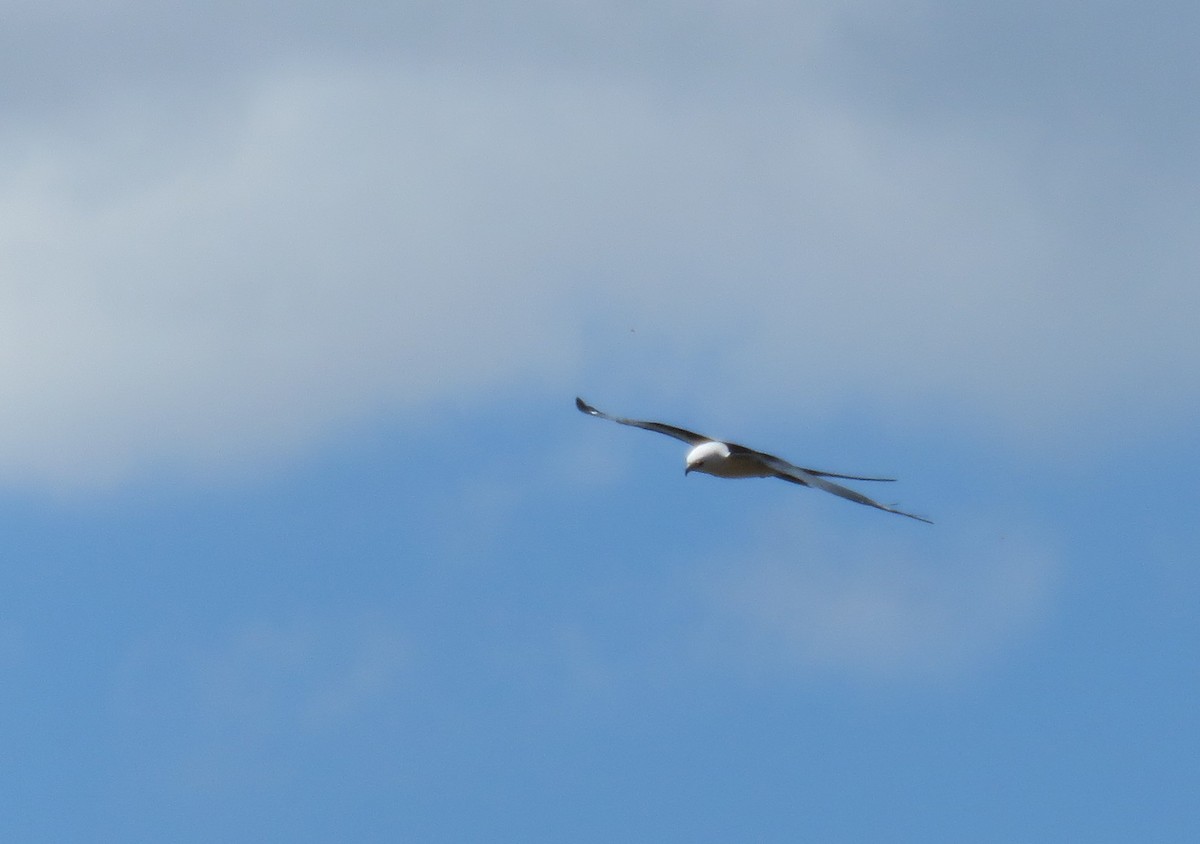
top-left (576, 397), bottom-right (931, 524)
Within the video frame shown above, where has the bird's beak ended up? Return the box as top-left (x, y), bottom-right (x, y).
top-left (684, 465), bottom-right (692, 476)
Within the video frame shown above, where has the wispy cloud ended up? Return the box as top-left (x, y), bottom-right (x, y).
top-left (696, 507), bottom-right (1058, 681)
top-left (108, 613), bottom-right (410, 789)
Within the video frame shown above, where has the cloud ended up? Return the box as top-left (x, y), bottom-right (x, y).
top-left (112, 614), bottom-right (410, 730)
top-left (0, 67), bottom-right (585, 487)
top-left (697, 508), bottom-right (1058, 681)
top-left (1, 3), bottom-right (1196, 488)
top-left (107, 614), bottom-right (410, 790)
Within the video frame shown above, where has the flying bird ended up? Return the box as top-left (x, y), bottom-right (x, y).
top-left (576, 397), bottom-right (931, 524)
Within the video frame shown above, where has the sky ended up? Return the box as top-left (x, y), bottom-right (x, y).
top-left (2, 1), bottom-right (1198, 841)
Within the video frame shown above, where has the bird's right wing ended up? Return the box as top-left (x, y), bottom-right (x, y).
top-left (731, 444), bottom-right (896, 483)
top-left (758, 454), bottom-right (933, 524)
top-left (575, 397), bottom-right (712, 446)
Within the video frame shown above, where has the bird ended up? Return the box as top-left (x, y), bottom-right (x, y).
top-left (576, 397), bottom-right (931, 524)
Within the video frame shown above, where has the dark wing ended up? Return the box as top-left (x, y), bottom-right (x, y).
top-left (755, 452), bottom-right (933, 524)
top-left (575, 397), bottom-right (712, 446)
top-left (727, 444), bottom-right (896, 483)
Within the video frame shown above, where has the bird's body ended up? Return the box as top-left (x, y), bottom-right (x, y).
top-left (685, 441), bottom-right (773, 478)
top-left (576, 397), bottom-right (931, 524)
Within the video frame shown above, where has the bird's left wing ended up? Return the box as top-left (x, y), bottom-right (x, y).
top-left (729, 444), bottom-right (896, 483)
top-left (575, 397), bottom-right (712, 446)
top-left (756, 453), bottom-right (933, 524)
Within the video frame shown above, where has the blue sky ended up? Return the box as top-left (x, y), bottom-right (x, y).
top-left (2, 1), bottom-right (1198, 841)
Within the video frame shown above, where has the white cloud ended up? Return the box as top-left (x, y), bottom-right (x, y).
top-left (697, 508), bottom-right (1058, 681)
top-left (0, 68), bottom-right (586, 487)
top-left (104, 613), bottom-right (410, 795)
top-left (110, 613), bottom-right (410, 737)
top-left (0, 3), bottom-right (1196, 488)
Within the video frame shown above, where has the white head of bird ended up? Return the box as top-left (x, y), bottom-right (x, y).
top-left (684, 441), bottom-right (731, 477)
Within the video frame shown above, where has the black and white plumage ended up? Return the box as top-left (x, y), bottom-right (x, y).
top-left (576, 397), bottom-right (931, 524)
